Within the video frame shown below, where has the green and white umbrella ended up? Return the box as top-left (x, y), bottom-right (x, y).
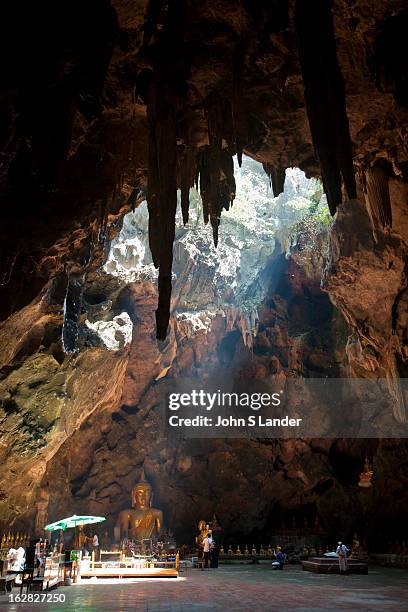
top-left (45, 515), bottom-right (105, 532)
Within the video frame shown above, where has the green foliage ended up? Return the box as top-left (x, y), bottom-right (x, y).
top-left (287, 194), bottom-right (332, 247)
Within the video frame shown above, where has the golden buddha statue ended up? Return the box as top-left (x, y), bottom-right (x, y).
top-left (114, 470), bottom-right (163, 543)
top-left (195, 520), bottom-right (208, 545)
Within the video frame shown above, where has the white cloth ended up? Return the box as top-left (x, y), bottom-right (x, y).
top-left (7, 548), bottom-right (18, 567)
top-left (9, 547), bottom-right (25, 571)
top-left (92, 535), bottom-right (99, 547)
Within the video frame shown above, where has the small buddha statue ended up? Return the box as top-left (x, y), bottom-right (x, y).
top-left (358, 457), bottom-right (373, 488)
top-left (114, 470), bottom-right (163, 543)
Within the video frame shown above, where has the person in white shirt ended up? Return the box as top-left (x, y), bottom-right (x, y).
top-left (202, 534), bottom-right (212, 569)
top-left (92, 534), bottom-right (100, 561)
top-left (336, 541), bottom-right (349, 574)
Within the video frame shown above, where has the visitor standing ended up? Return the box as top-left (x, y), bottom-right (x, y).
top-left (202, 534), bottom-right (211, 569)
top-left (336, 541), bottom-right (349, 574)
top-left (92, 534), bottom-right (100, 561)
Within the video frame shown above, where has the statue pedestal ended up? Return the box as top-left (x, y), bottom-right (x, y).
top-left (302, 556), bottom-right (368, 574)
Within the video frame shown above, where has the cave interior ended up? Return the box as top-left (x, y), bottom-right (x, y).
top-left (0, 0), bottom-right (407, 553)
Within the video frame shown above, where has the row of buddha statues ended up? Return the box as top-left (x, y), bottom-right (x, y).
top-left (0, 532), bottom-right (31, 549)
top-left (218, 535), bottom-right (370, 559)
top-left (220, 544), bottom-right (276, 557)
top-left (218, 544), bottom-right (333, 557)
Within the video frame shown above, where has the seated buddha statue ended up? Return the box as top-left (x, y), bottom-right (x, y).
top-left (114, 470), bottom-right (163, 543)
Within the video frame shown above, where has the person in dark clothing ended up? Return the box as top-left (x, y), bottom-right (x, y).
top-left (275, 546), bottom-right (285, 569)
top-left (210, 539), bottom-right (219, 568)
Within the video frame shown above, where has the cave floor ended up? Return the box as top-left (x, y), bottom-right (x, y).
top-left (1, 565), bottom-right (408, 611)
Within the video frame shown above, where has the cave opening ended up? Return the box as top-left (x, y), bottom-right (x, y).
top-left (97, 154), bottom-right (330, 356)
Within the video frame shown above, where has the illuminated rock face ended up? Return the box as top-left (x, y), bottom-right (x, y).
top-left (0, 1), bottom-right (407, 548)
top-left (104, 201), bottom-right (155, 283)
top-left (85, 313), bottom-right (133, 351)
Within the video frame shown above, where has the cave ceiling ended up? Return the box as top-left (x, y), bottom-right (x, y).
top-left (0, 0), bottom-right (407, 335)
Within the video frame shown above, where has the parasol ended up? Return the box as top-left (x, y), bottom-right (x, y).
top-left (45, 515), bottom-right (105, 532)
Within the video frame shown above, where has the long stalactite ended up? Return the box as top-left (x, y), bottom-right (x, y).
top-left (263, 163), bottom-right (286, 197)
top-left (145, 0), bottom-right (184, 340)
top-left (295, 0), bottom-right (356, 214)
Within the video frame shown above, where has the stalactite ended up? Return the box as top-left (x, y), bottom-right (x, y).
top-left (364, 163), bottom-right (392, 229)
top-left (145, 0), bottom-right (187, 340)
top-left (197, 146), bottom-right (236, 248)
top-left (147, 110), bottom-right (161, 271)
top-left (295, 0), bottom-right (356, 214)
top-left (62, 276), bottom-right (84, 353)
top-left (263, 163), bottom-right (285, 197)
top-left (147, 79), bottom-right (178, 340)
top-left (197, 147), bottom-right (213, 226)
top-left (232, 41), bottom-right (248, 168)
top-left (197, 96), bottom-right (237, 247)
top-left (97, 196), bottom-right (109, 244)
top-left (206, 94), bottom-right (232, 150)
top-left (178, 145), bottom-right (196, 226)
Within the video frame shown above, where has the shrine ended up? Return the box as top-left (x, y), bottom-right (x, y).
top-left (80, 472), bottom-right (178, 579)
